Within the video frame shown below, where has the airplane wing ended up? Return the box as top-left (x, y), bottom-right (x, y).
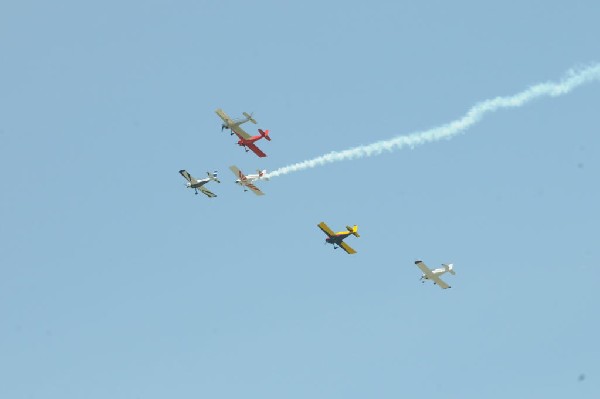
top-left (198, 186), bottom-right (217, 198)
top-left (245, 182), bottom-right (264, 196)
top-left (339, 241), bottom-right (357, 255)
top-left (179, 169), bottom-right (196, 183)
top-left (230, 124), bottom-right (251, 140)
top-left (229, 165), bottom-right (244, 180)
top-left (246, 143), bottom-right (267, 158)
top-left (415, 261), bottom-right (450, 289)
top-left (317, 222), bottom-right (335, 238)
top-left (430, 274), bottom-right (450, 289)
top-left (215, 108), bottom-right (232, 125)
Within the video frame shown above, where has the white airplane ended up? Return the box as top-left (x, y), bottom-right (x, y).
top-left (179, 169), bottom-right (220, 198)
top-left (414, 260), bottom-right (455, 289)
top-left (215, 108), bottom-right (257, 133)
top-left (229, 165), bottom-right (268, 196)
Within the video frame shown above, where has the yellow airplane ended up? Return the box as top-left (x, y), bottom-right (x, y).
top-left (317, 222), bottom-right (360, 254)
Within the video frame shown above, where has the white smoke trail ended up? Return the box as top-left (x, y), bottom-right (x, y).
top-left (267, 64), bottom-right (600, 178)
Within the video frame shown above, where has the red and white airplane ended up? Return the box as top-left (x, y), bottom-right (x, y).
top-left (215, 109), bottom-right (271, 158)
top-left (229, 165), bottom-right (268, 196)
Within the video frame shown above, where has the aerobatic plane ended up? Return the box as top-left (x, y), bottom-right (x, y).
top-left (414, 260), bottom-right (455, 289)
top-left (215, 108), bottom-right (270, 157)
top-left (317, 222), bottom-right (360, 254)
top-left (179, 169), bottom-right (220, 198)
top-left (215, 108), bottom-right (257, 132)
top-left (229, 165), bottom-right (268, 196)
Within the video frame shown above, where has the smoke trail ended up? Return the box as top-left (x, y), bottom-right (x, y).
top-left (267, 64), bottom-right (600, 178)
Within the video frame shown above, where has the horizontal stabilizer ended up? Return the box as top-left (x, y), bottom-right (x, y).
top-left (346, 225), bottom-right (360, 237)
top-left (243, 112), bottom-right (257, 124)
top-left (259, 129), bottom-right (271, 141)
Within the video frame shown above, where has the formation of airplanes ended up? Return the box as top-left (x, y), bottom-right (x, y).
top-left (180, 109), bottom-right (457, 290)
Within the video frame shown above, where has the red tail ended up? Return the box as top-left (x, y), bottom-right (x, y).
top-left (259, 129), bottom-right (271, 141)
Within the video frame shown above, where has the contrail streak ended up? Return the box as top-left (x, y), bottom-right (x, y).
top-left (267, 64), bottom-right (600, 178)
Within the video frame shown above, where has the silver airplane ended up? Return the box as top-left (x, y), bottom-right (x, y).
top-left (179, 169), bottom-right (220, 198)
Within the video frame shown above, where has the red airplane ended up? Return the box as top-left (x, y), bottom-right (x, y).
top-left (215, 109), bottom-right (271, 157)
top-left (234, 128), bottom-right (271, 158)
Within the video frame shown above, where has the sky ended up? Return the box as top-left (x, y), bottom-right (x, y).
top-left (1, 1), bottom-right (599, 398)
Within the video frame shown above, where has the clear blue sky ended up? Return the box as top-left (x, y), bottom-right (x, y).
top-left (1, 1), bottom-right (599, 398)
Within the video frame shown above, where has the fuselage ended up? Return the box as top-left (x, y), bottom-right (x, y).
top-left (238, 134), bottom-right (262, 146)
top-left (421, 267), bottom-right (448, 280)
top-left (325, 233), bottom-right (351, 245)
top-left (188, 181), bottom-right (207, 189)
top-left (225, 116), bottom-right (251, 129)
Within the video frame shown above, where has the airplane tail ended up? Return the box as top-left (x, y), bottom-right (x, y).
top-left (346, 225), bottom-right (360, 237)
top-left (444, 263), bottom-right (456, 275)
top-left (207, 170), bottom-right (221, 183)
top-left (243, 112), bottom-right (257, 124)
top-left (259, 129), bottom-right (271, 141)
top-left (257, 169), bottom-right (270, 181)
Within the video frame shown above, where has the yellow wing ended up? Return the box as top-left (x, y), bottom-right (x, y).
top-left (317, 222), bottom-right (335, 238)
top-left (339, 241), bottom-right (357, 255)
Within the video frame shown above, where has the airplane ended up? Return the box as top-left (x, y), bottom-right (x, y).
top-left (414, 260), bottom-right (455, 289)
top-left (215, 108), bottom-right (271, 157)
top-left (229, 165), bottom-right (268, 196)
top-left (317, 222), bottom-right (360, 254)
top-left (179, 169), bottom-right (220, 198)
top-left (215, 108), bottom-right (256, 132)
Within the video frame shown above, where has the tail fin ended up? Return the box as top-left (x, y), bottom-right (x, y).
top-left (243, 112), bottom-right (257, 124)
top-left (346, 225), bottom-right (360, 237)
top-left (257, 170), bottom-right (270, 180)
top-left (259, 129), bottom-right (271, 141)
top-left (444, 263), bottom-right (456, 275)
top-left (207, 170), bottom-right (220, 183)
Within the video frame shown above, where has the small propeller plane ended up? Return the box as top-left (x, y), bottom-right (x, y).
top-left (229, 165), bottom-right (268, 196)
top-left (414, 260), bottom-right (455, 289)
top-left (215, 108), bottom-right (257, 132)
top-left (215, 108), bottom-right (271, 157)
top-left (179, 169), bottom-right (220, 198)
top-left (317, 222), bottom-right (360, 254)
